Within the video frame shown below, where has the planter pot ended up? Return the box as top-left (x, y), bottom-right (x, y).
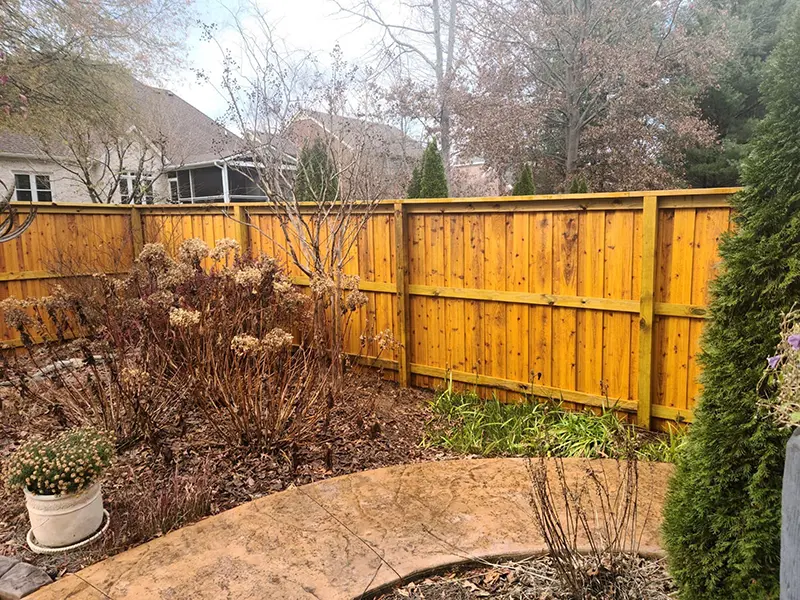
top-left (24, 481), bottom-right (104, 548)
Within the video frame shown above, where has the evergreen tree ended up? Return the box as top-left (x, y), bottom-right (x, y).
top-left (663, 11), bottom-right (800, 599)
top-left (568, 175), bottom-right (589, 193)
top-left (684, 0), bottom-right (792, 187)
top-left (418, 140), bottom-right (449, 198)
top-left (511, 164), bottom-right (536, 195)
top-left (295, 139), bottom-right (338, 203)
top-left (407, 166), bottom-right (422, 199)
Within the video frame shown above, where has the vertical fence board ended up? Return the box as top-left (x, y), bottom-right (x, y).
top-left (0, 190), bottom-right (735, 425)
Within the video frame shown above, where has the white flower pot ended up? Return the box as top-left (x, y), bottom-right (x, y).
top-left (24, 481), bottom-right (104, 548)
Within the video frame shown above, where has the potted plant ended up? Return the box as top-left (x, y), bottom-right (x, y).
top-left (3, 427), bottom-right (114, 549)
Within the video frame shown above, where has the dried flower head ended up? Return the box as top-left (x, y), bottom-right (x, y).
top-left (177, 238), bottom-right (209, 265)
top-left (262, 328), bottom-right (294, 353)
top-left (4, 427), bottom-right (115, 496)
top-left (234, 266), bottom-right (263, 290)
top-left (210, 238), bottom-right (241, 261)
top-left (374, 328), bottom-right (398, 351)
top-left (340, 274), bottom-right (361, 291)
top-left (120, 367), bottom-right (150, 387)
top-left (147, 290), bottom-right (176, 307)
top-left (230, 334), bottom-right (262, 356)
top-left (157, 262), bottom-right (194, 289)
top-left (0, 297), bottom-right (32, 330)
top-left (344, 290), bottom-right (369, 312)
top-left (169, 307), bottom-right (201, 328)
top-left (273, 272), bottom-right (294, 295)
top-left (310, 274), bottom-right (336, 297)
top-left (138, 243), bottom-right (168, 265)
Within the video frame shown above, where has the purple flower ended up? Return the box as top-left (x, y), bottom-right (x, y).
top-left (789, 334), bottom-right (800, 350)
top-left (768, 354), bottom-right (783, 369)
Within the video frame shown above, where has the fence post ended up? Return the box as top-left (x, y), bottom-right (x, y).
top-left (637, 194), bottom-right (659, 430)
top-left (130, 205), bottom-right (145, 260)
top-left (394, 201), bottom-right (411, 387)
top-left (233, 204), bottom-right (250, 253)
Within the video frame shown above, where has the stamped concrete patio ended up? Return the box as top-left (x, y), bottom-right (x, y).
top-left (28, 458), bottom-right (673, 600)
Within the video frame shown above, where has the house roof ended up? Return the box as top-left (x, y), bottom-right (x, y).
top-left (0, 130), bottom-right (50, 157)
top-left (290, 110), bottom-right (424, 162)
top-left (0, 78), bottom-right (244, 167)
top-left (127, 80), bottom-right (242, 166)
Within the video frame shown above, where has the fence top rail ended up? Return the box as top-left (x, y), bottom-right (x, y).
top-left (7, 187), bottom-right (739, 213)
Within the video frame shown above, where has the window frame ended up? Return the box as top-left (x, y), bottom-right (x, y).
top-left (13, 172), bottom-right (53, 203)
top-left (118, 171), bottom-right (154, 204)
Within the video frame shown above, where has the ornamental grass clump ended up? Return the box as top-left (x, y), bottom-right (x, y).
top-left (5, 428), bottom-right (114, 496)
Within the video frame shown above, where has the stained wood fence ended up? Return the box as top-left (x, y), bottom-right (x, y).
top-left (0, 188), bottom-right (739, 429)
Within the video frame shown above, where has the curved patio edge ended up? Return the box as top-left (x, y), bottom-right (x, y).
top-left (28, 458), bottom-right (673, 600)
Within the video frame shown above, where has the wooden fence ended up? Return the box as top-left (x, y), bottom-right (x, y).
top-left (0, 188), bottom-right (739, 429)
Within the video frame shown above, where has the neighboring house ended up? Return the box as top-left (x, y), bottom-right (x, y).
top-left (0, 79), bottom-right (283, 204)
top-left (450, 158), bottom-right (504, 198)
top-left (284, 110), bottom-right (424, 200)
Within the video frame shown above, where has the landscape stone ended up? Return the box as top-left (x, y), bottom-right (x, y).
top-left (0, 562), bottom-right (52, 600)
top-left (0, 558), bottom-right (17, 580)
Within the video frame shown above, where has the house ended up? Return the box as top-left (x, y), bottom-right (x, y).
top-left (284, 110), bottom-right (424, 200)
top-left (0, 79), bottom-right (284, 205)
top-left (450, 158), bottom-right (504, 197)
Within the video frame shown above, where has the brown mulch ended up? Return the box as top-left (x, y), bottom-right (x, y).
top-left (374, 557), bottom-right (677, 600)
top-left (0, 372), bottom-right (452, 578)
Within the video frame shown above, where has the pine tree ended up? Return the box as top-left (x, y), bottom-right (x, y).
top-left (407, 166), bottom-right (422, 199)
top-left (684, 0), bottom-right (791, 187)
top-left (418, 140), bottom-right (448, 198)
top-left (511, 164), bottom-right (536, 195)
top-left (568, 175), bottom-right (589, 193)
top-left (663, 11), bottom-right (800, 599)
top-left (295, 139), bottom-right (338, 204)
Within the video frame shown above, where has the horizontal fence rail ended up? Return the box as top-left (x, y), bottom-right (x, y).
top-left (0, 187), bottom-right (740, 429)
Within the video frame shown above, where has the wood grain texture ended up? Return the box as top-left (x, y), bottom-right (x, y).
top-left (0, 190), bottom-right (734, 426)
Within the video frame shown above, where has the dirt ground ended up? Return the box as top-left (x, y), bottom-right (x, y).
top-left (0, 372), bottom-right (451, 577)
top-left (374, 557), bottom-right (677, 600)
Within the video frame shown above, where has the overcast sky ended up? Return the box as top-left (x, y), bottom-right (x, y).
top-left (167, 0), bottom-right (384, 120)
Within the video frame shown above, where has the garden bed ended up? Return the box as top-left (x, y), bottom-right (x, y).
top-left (0, 373), bottom-right (447, 576)
top-left (374, 556), bottom-right (676, 600)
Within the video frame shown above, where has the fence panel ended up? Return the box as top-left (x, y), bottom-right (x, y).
top-left (0, 206), bottom-right (134, 346)
top-left (0, 188), bottom-right (737, 428)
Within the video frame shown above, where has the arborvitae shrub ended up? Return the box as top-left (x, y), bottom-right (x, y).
top-left (407, 165), bottom-right (422, 198)
top-left (512, 164), bottom-right (536, 195)
top-left (295, 138), bottom-right (338, 203)
top-left (419, 140), bottom-right (448, 198)
top-left (662, 11), bottom-right (800, 599)
top-left (568, 176), bottom-right (589, 193)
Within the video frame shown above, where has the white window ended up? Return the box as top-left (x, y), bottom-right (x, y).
top-left (119, 172), bottom-right (154, 204)
top-left (167, 172), bottom-right (179, 203)
top-left (14, 173), bottom-right (52, 202)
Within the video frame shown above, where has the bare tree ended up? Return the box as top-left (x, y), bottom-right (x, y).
top-left (34, 120), bottom-right (170, 205)
top-left (203, 7), bottom-right (389, 395)
top-left (335, 0), bottom-right (463, 180)
top-left (459, 0), bottom-right (730, 191)
top-left (0, 0), bottom-right (192, 126)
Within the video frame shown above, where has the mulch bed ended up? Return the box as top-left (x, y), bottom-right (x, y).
top-left (0, 372), bottom-right (451, 578)
top-left (374, 557), bottom-right (676, 600)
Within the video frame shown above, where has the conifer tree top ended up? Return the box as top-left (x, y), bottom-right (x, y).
top-left (512, 164), bottom-right (536, 196)
top-left (419, 140), bottom-right (449, 198)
